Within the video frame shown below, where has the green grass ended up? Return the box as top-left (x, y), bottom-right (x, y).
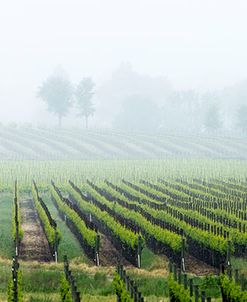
top-left (129, 274), bottom-right (168, 297)
top-left (22, 269), bottom-right (62, 293)
top-left (42, 193), bottom-right (89, 262)
top-left (0, 193), bottom-right (14, 259)
top-left (141, 247), bottom-right (167, 271)
top-left (0, 250), bottom-right (228, 301)
top-left (23, 294), bottom-right (116, 302)
top-left (0, 263), bottom-right (11, 292)
top-left (0, 261), bottom-right (115, 299)
top-left (0, 260), bottom-right (175, 300)
top-left (231, 257), bottom-right (247, 275)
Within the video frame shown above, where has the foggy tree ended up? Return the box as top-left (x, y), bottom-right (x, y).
top-left (113, 95), bottom-right (160, 132)
top-left (75, 78), bottom-right (95, 128)
top-left (204, 105), bottom-right (221, 131)
top-left (38, 74), bottom-right (73, 127)
top-left (96, 63), bottom-right (172, 127)
top-left (160, 90), bottom-right (202, 133)
top-left (237, 105), bottom-right (247, 133)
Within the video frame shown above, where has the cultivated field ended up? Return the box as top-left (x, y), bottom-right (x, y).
top-left (0, 127), bottom-right (247, 160)
top-left (0, 159), bottom-right (247, 301)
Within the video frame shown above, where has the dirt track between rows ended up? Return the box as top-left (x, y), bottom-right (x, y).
top-left (19, 199), bottom-right (52, 262)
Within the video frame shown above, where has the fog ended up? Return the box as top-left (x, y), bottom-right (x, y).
top-left (1, 0), bottom-right (247, 134)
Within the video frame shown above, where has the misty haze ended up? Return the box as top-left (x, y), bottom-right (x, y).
top-left (0, 1), bottom-right (247, 301)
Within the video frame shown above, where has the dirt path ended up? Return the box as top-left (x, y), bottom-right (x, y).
top-left (99, 234), bottom-right (132, 267)
top-left (186, 255), bottom-right (219, 276)
top-left (19, 199), bottom-right (52, 262)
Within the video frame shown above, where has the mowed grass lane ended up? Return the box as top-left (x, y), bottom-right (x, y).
top-left (0, 193), bottom-right (14, 259)
top-left (42, 193), bottom-right (89, 263)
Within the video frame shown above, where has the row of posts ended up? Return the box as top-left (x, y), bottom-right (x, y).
top-left (11, 256), bottom-right (20, 302)
top-left (221, 264), bottom-right (246, 292)
top-left (117, 264), bottom-right (144, 302)
top-left (34, 180), bottom-right (58, 263)
top-left (95, 234), bottom-right (100, 266)
top-left (169, 262), bottom-right (212, 302)
top-left (64, 255), bottom-right (81, 302)
top-left (14, 180), bottom-right (20, 257)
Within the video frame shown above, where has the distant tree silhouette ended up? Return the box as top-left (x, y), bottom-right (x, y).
top-left (204, 105), bottom-right (221, 131)
top-left (237, 105), bottom-right (247, 133)
top-left (75, 77), bottom-right (95, 128)
top-left (38, 73), bottom-right (73, 127)
top-left (114, 95), bottom-right (160, 132)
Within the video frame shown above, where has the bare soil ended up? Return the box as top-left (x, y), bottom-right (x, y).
top-left (99, 234), bottom-right (132, 267)
top-left (19, 199), bottom-right (52, 262)
top-left (186, 255), bottom-right (219, 276)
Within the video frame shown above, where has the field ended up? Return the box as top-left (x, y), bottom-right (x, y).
top-left (0, 127), bottom-right (247, 160)
top-left (0, 158), bottom-right (246, 301)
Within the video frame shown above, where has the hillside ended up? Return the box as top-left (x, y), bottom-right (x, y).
top-left (0, 127), bottom-right (246, 160)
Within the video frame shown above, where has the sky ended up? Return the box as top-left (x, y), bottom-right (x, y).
top-left (0, 0), bottom-right (247, 123)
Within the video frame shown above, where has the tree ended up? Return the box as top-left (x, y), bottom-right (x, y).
top-left (38, 74), bottom-right (73, 127)
top-left (160, 90), bottom-right (202, 133)
top-left (75, 78), bottom-right (95, 128)
top-left (204, 105), bottom-right (221, 131)
top-left (113, 95), bottom-right (160, 132)
top-left (237, 105), bottom-right (247, 133)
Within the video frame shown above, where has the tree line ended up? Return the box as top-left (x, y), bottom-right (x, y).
top-left (38, 73), bottom-right (95, 128)
top-left (37, 65), bottom-right (247, 134)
